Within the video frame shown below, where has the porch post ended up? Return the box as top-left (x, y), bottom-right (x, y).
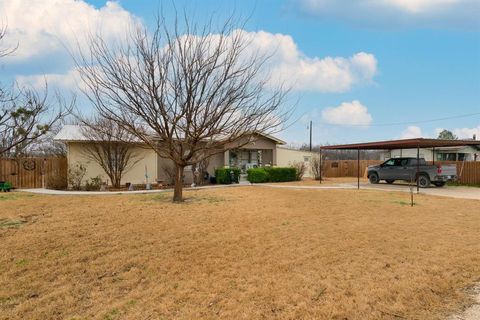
top-left (224, 150), bottom-right (230, 167)
top-left (272, 147), bottom-right (277, 166)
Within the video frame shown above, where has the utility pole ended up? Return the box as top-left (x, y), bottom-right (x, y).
top-left (309, 120), bottom-right (312, 152)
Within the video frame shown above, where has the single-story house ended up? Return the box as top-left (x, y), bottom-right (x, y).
top-left (381, 145), bottom-right (480, 162)
top-left (54, 125), bottom-right (316, 185)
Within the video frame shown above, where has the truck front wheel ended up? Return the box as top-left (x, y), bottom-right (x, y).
top-left (369, 173), bottom-right (379, 184)
top-left (417, 174), bottom-right (430, 188)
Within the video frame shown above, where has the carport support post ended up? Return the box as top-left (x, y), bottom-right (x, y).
top-left (357, 148), bottom-right (360, 190)
top-left (319, 148), bottom-right (322, 184)
top-left (416, 145), bottom-right (420, 194)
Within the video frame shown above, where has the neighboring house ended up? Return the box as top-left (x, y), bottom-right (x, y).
top-left (54, 125), bottom-right (315, 186)
top-left (381, 145), bottom-right (480, 162)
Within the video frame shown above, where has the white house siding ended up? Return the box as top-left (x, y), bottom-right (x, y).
top-left (67, 142), bottom-right (158, 186)
top-left (276, 147), bottom-right (317, 178)
top-left (383, 146), bottom-right (479, 162)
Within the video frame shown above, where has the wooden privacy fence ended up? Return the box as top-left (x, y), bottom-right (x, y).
top-left (0, 157), bottom-right (67, 189)
top-left (322, 160), bottom-right (480, 184)
top-left (432, 161), bottom-right (480, 185)
top-left (322, 160), bottom-right (382, 178)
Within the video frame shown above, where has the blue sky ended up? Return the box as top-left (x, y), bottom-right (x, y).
top-left (1, 0), bottom-right (479, 145)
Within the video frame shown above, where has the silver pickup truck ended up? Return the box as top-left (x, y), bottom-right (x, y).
top-left (367, 157), bottom-right (457, 187)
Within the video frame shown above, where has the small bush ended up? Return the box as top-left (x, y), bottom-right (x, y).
top-left (46, 175), bottom-right (67, 190)
top-left (291, 161), bottom-right (306, 181)
top-left (85, 175), bottom-right (103, 191)
top-left (246, 168), bottom-right (269, 183)
top-left (215, 167), bottom-right (241, 184)
top-left (247, 167), bottom-right (296, 183)
top-left (265, 167), bottom-right (296, 182)
top-left (68, 163), bottom-right (86, 190)
top-left (310, 155), bottom-right (325, 181)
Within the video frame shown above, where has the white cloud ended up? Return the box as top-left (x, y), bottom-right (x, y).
top-left (297, 0), bottom-right (479, 28)
top-left (2, 1), bottom-right (377, 93)
top-left (400, 126), bottom-right (423, 139)
top-left (386, 0), bottom-right (461, 13)
top-left (453, 126), bottom-right (480, 139)
top-left (16, 68), bottom-right (84, 92)
top-left (321, 100), bottom-right (373, 126)
top-left (436, 125), bottom-right (480, 139)
top-left (244, 31), bottom-right (377, 92)
top-left (0, 0), bottom-right (139, 61)
top-left (14, 27), bottom-right (378, 94)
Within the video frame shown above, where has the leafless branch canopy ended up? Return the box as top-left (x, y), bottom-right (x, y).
top-left (0, 24), bottom-right (18, 58)
top-left (0, 24), bottom-right (72, 157)
top-left (0, 83), bottom-right (73, 157)
top-left (75, 13), bottom-right (292, 200)
top-left (76, 14), bottom-right (291, 166)
top-left (79, 116), bottom-right (144, 188)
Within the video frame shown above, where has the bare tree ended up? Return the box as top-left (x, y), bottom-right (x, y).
top-left (76, 14), bottom-right (290, 201)
top-left (310, 154), bottom-right (325, 181)
top-left (0, 25), bottom-right (71, 157)
top-left (192, 157), bottom-right (210, 186)
top-left (292, 161), bottom-right (306, 181)
top-left (80, 116), bottom-right (144, 188)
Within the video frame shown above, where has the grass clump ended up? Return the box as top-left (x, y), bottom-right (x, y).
top-left (0, 218), bottom-right (26, 228)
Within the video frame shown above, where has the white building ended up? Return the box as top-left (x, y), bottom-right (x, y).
top-left (381, 145), bottom-right (480, 162)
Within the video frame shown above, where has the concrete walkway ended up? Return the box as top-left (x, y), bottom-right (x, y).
top-left (339, 182), bottom-right (480, 200)
top-left (257, 182), bottom-right (480, 200)
top-left (18, 183), bottom-right (243, 195)
top-left (17, 181), bottom-right (479, 200)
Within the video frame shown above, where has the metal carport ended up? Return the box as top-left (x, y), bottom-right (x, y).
top-left (319, 138), bottom-right (480, 192)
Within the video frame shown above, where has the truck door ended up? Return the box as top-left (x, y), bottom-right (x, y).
top-left (378, 159), bottom-right (396, 179)
top-left (402, 159), bottom-right (416, 181)
top-left (399, 158), bottom-right (413, 181)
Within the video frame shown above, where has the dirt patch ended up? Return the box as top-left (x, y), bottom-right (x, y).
top-left (1, 187), bottom-right (479, 319)
top-left (449, 284), bottom-right (480, 320)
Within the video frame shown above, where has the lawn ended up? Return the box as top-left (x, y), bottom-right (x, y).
top-left (1, 187), bottom-right (479, 319)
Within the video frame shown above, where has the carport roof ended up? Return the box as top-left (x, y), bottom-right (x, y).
top-left (320, 138), bottom-right (480, 150)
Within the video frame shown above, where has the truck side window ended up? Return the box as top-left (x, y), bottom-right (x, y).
top-left (393, 159), bottom-right (403, 166)
top-left (400, 159), bottom-right (409, 166)
top-left (384, 159), bottom-right (395, 166)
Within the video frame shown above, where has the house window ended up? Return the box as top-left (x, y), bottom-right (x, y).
top-left (438, 153), bottom-right (456, 161)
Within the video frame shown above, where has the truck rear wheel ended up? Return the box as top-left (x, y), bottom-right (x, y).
top-left (369, 173), bottom-right (379, 184)
top-left (417, 174), bottom-right (430, 188)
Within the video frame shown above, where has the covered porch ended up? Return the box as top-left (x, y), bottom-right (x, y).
top-left (223, 148), bottom-right (277, 172)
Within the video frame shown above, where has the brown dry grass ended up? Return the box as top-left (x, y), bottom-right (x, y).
top-left (1, 187), bottom-right (479, 320)
top-left (275, 177), bottom-right (365, 186)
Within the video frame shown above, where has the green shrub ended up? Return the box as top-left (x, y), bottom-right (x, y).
top-left (246, 168), bottom-right (269, 183)
top-left (215, 167), bottom-right (241, 184)
top-left (247, 167), bottom-right (296, 183)
top-left (264, 167), bottom-right (296, 182)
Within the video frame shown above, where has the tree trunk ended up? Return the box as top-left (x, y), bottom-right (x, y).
top-left (173, 165), bottom-right (184, 202)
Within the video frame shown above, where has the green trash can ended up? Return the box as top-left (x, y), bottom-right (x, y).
top-left (0, 181), bottom-right (12, 192)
